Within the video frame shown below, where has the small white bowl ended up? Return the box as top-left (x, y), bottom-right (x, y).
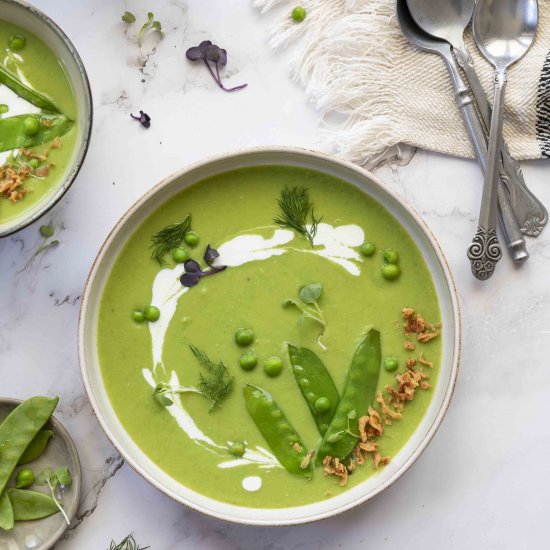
top-left (79, 147), bottom-right (461, 526)
top-left (0, 0), bottom-right (92, 237)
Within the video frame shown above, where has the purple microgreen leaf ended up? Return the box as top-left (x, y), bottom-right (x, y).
top-left (206, 44), bottom-right (221, 62)
top-left (186, 46), bottom-right (203, 61)
top-left (180, 272), bottom-right (201, 287)
top-left (183, 259), bottom-right (202, 273)
top-left (130, 110), bottom-right (151, 128)
top-left (203, 244), bottom-right (220, 266)
top-left (198, 40), bottom-right (212, 56)
top-left (205, 265), bottom-right (226, 274)
top-left (218, 49), bottom-right (227, 66)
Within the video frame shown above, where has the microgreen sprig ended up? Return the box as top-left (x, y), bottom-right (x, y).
top-left (274, 186), bottom-right (322, 245)
top-left (18, 223), bottom-right (59, 273)
top-left (283, 283), bottom-right (327, 350)
top-left (150, 216), bottom-right (192, 266)
top-left (109, 533), bottom-right (150, 550)
top-left (130, 110), bottom-right (151, 128)
top-left (186, 40), bottom-right (247, 92)
top-left (122, 11), bottom-right (163, 47)
top-left (180, 244), bottom-right (226, 287)
top-left (35, 466), bottom-right (73, 525)
top-left (326, 410), bottom-right (359, 443)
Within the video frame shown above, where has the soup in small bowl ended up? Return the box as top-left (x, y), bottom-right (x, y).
top-left (0, 0), bottom-right (92, 237)
top-left (79, 148), bottom-right (460, 525)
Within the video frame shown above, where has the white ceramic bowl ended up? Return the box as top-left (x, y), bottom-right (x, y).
top-left (0, 0), bottom-right (92, 237)
top-left (79, 148), bottom-right (461, 526)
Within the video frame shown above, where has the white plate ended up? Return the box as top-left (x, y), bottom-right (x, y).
top-left (79, 147), bottom-right (461, 526)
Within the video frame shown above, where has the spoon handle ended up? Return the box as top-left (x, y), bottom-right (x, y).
top-left (467, 70), bottom-right (506, 280)
top-left (455, 45), bottom-right (548, 237)
top-left (445, 53), bottom-right (528, 264)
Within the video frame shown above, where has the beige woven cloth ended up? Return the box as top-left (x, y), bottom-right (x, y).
top-left (254, 0), bottom-right (550, 166)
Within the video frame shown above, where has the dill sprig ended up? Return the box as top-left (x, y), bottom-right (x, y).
top-left (190, 345), bottom-right (234, 411)
top-left (150, 215), bottom-right (192, 266)
top-left (273, 186), bottom-right (322, 245)
top-left (109, 534), bottom-right (149, 550)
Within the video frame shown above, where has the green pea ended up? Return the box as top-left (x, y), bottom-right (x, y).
top-left (384, 356), bottom-right (399, 372)
top-left (381, 263), bottom-right (401, 281)
top-left (360, 241), bottom-right (376, 257)
top-left (264, 357), bottom-right (283, 377)
top-left (234, 328), bottom-right (254, 346)
top-left (184, 231), bottom-right (199, 247)
top-left (314, 397), bottom-right (331, 413)
top-left (239, 352), bottom-right (257, 371)
top-left (23, 116), bottom-right (39, 136)
top-left (228, 441), bottom-right (245, 457)
top-left (9, 35), bottom-right (26, 51)
top-left (29, 158), bottom-right (40, 170)
top-left (15, 468), bottom-right (34, 489)
top-left (291, 6), bottom-right (307, 22)
top-left (0, 104), bottom-right (8, 115)
top-left (171, 247), bottom-right (189, 263)
top-left (383, 248), bottom-right (399, 264)
top-left (144, 305), bottom-right (160, 322)
top-left (132, 310), bottom-right (145, 323)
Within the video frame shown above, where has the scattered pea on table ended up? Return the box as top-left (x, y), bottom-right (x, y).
top-left (291, 6), bottom-right (307, 22)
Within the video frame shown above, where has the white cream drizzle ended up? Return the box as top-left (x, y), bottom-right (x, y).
top-left (242, 476), bottom-right (262, 492)
top-left (141, 223), bottom-right (365, 470)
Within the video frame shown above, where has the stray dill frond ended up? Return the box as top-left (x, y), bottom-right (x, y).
top-left (109, 534), bottom-right (149, 550)
top-left (150, 215), bottom-right (192, 266)
top-left (190, 345), bottom-right (234, 410)
top-left (273, 186), bottom-right (322, 245)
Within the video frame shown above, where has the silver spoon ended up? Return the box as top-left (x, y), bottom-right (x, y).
top-left (406, 0), bottom-right (547, 238)
top-left (396, 0), bottom-right (528, 266)
top-left (469, 0), bottom-right (538, 279)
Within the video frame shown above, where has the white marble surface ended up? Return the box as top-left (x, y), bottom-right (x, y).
top-left (1, 1), bottom-right (549, 548)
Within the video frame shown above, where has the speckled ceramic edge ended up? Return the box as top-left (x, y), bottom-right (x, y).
top-left (0, 0), bottom-right (93, 238)
top-left (0, 397), bottom-right (82, 548)
top-left (78, 146), bottom-right (461, 526)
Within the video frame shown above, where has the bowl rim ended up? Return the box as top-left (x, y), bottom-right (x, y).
top-left (0, 0), bottom-right (93, 238)
top-left (78, 146), bottom-right (461, 526)
top-left (0, 396), bottom-right (82, 548)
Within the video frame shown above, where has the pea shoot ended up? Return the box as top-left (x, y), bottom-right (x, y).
top-left (18, 223), bottom-right (59, 272)
top-left (283, 283), bottom-right (327, 350)
top-left (121, 11), bottom-right (164, 68)
top-left (35, 466), bottom-right (73, 525)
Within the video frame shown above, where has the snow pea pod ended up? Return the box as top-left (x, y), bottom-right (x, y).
top-left (288, 344), bottom-right (339, 435)
top-left (0, 114), bottom-right (73, 153)
top-left (316, 329), bottom-right (381, 464)
top-left (0, 64), bottom-right (60, 113)
top-left (18, 429), bottom-right (54, 465)
top-left (8, 489), bottom-right (59, 521)
top-left (0, 397), bottom-right (59, 498)
top-left (0, 491), bottom-right (14, 531)
top-left (243, 384), bottom-right (312, 478)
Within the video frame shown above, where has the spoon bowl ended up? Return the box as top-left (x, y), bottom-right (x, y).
top-left (405, 0), bottom-right (475, 44)
top-left (473, 0), bottom-right (538, 69)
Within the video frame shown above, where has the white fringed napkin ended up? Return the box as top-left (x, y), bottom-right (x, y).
top-left (254, 0), bottom-right (550, 166)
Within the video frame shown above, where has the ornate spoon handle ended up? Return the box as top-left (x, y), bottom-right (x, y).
top-left (455, 44), bottom-right (548, 237)
top-left (468, 69), bottom-right (506, 280)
